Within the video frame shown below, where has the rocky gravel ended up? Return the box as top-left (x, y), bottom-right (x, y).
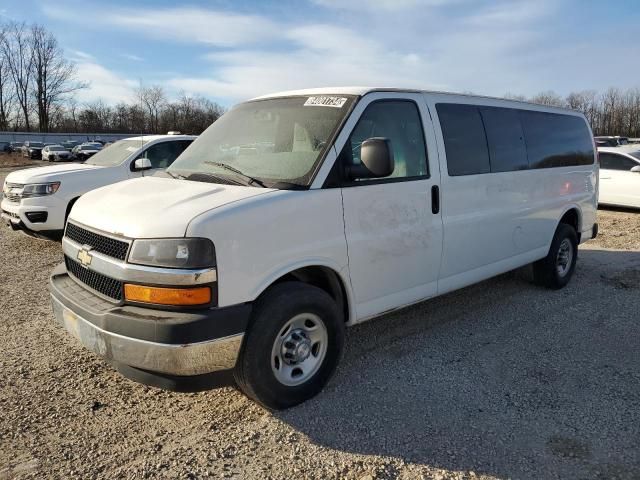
top-left (1, 158), bottom-right (639, 479)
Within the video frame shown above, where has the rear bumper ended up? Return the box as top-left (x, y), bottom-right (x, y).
top-left (49, 263), bottom-right (251, 377)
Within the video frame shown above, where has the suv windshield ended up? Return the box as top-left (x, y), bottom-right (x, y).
top-left (168, 95), bottom-right (356, 187)
top-left (49, 146), bottom-right (66, 151)
top-left (86, 139), bottom-right (147, 166)
top-left (29, 142), bottom-right (44, 148)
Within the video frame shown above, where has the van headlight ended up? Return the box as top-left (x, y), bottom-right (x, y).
top-left (128, 238), bottom-right (216, 269)
top-left (22, 182), bottom-right (61, 197)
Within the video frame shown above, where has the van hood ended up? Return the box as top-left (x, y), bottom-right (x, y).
top-left (69, 176), bottom-right (276, 238)
top-left (5, 163), bottom-right (103, 184)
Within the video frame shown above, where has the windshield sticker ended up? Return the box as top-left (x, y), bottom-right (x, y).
top-left (304, 96), bottom-right (347, 108)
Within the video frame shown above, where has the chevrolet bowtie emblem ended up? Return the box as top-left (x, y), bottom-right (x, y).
top-left (77, 247), bottom-right (93, 267)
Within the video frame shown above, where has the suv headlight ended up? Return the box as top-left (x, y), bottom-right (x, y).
top-left (22, 182), bottom-right (61, 197)
top-left (128, 238), bottom-right (216, 269)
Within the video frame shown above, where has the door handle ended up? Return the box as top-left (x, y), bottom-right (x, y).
top-left (431, 185), bottom-right (440, 214)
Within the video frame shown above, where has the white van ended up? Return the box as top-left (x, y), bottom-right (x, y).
top-left (49, 88), bottom-right (598, 409)
top-left (2, 135), bottom-right (195, 239)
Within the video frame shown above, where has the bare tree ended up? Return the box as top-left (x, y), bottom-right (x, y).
top-left (137, 84), bottom-right (166, 133)
top-left (0, 24), bottom-right (16, 130)
top-left (529, 90), bottom-right (566, 107)
top-left (30, 25), bottom-right (86, 132)
top-left (1, 22), bottom-right (34, 130)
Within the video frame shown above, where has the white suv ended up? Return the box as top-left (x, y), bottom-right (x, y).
top-left (2, 135), bottom-right (195, 238)
top-left (49, 88), bottom-right (598, 409)
top-left (42, 144), bottom-right (73, 162)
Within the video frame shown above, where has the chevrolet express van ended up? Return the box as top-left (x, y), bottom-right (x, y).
top-left (49, 88), bottom-right (598, 409)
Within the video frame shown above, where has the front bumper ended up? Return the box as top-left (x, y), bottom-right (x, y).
top-left (49, 263), bottom-right (251, 377)
top-left (1, 196), bottom-right (66, 233)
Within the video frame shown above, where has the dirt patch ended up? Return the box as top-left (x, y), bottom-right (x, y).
top-left (591, 208), bottom-right (640, 251)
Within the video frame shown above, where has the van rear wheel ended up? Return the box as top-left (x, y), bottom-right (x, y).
top-left (234, 282), bottom-right (344, 410)
top-left (533, 223), bottom-right (578, 289)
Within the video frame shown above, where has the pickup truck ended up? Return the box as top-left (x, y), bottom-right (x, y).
top-left (2, 135), bottom-right (195, 239)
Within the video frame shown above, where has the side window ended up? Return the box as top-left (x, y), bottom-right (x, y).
top-left (599, 153), bottom-right (638, 171)
top-left (173, 140), bottom-right (193, 162)
top-left (480, 107), bottom-right (528, 172)
top-left (345, 100), bottom-right (428, 180)
top-left (520, 111), bottom-right (594, 169)
top-left (437, 103), bottom-right (490, 176)
top-left (139, 141), bottom-right (190, 169)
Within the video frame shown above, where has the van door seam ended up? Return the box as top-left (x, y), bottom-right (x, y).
top-left (339, 186), bottom-right (356, 303)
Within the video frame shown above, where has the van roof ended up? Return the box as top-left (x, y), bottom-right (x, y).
top-left (250, 87), bottom-right (579, 114)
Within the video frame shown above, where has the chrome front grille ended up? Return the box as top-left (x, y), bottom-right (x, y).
top-left (65, 222), bottom-right (130, 261)
top-left (65, 255), bottom-right (123, 301)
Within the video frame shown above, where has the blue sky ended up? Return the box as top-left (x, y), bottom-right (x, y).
top-left (1, 0), bottom-right (639, 107)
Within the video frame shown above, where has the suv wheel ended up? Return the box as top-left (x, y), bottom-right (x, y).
top-left (533, 223), bottom-right (578, 289)
top-left (234, 282), bottom-right (345, 410)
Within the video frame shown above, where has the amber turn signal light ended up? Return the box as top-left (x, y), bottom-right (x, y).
top-left (124, 284), bottom-right (211, 306)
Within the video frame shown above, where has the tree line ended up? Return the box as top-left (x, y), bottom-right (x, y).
top-left (2, 20), bottom-right (640, 137)
top-left (0, 21), bottom-right (225, 134)
top-left (506, 88), bottom-right (640, 138)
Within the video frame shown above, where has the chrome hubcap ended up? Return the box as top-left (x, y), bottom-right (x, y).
top-left (271, 313), bottom-right (328, 387)
top-left (556, 238), bottom-right (573, 277)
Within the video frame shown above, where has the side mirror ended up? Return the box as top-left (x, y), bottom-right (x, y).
top-left (631, 165), bottom-right (640, 173)
top-left (346, 137), bottom-right (394, 180)
top-left (133, 158), bottom-right (152, 171)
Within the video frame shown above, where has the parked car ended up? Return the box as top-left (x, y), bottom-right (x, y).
top-left (1, 135), bottom-right (195, 238)
top-left (9, 141), bottom-right (24, 153)
top-left (42, 145), bottom-right (73, 162)
top-left (1, 142), bottom-right (10, 153)
top-left (22, 141), bottom-right (45, 159)
top-left (61, 140), bottom-right (82, 151)
top-left (595, 136), bottom-right (628, 147)
top-left (45, 88), bottom-right (599, 409)
top-left (72, 143), bottom-right (103, 161)
top-left (598, 146), bottom-right (640, 208)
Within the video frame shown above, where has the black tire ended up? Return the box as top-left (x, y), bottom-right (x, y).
top-left (533, 223), bottom-right (578, 289)
top-left (234, 281), bottom-right (345, 410)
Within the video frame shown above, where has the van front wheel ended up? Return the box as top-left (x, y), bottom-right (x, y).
top-left (533, 223), bottom-right (578, 289)
top-left (234, 282), bottom-right (345, 410)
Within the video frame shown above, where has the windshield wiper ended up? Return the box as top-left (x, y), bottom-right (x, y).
top-left (186, 171), bottom-right (245, 186)
top-left (203, 161), bottom-right (268, 188)
top-left (165, 171), bottom-right (186, 180)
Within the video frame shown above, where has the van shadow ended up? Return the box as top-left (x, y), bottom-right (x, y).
top-left (275, 248), bottom-right (640, 479)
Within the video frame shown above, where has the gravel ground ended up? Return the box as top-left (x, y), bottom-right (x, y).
top-left (1, 157), bottom-right (639, 479)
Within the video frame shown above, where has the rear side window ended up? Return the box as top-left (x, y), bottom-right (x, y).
top-left (520, 111), bottom-right (594, 168)
top-left (599, 153), bottom-right (639, 171)
top-left (480, 107), bottom-right (528, 172)
top-left (437, 103), bottom-right (490, 176)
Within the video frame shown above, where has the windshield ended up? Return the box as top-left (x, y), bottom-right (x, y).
top-left (168, 95), bottom-right (355, 187)
top-left (86, 139), bottom-right (146, 166)
top-left (29, 142), bottom-right (43, 147)
top-left (50, 146), bottom-right (66, 151)
top-left (629, 150), bottom-right (640, 161)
